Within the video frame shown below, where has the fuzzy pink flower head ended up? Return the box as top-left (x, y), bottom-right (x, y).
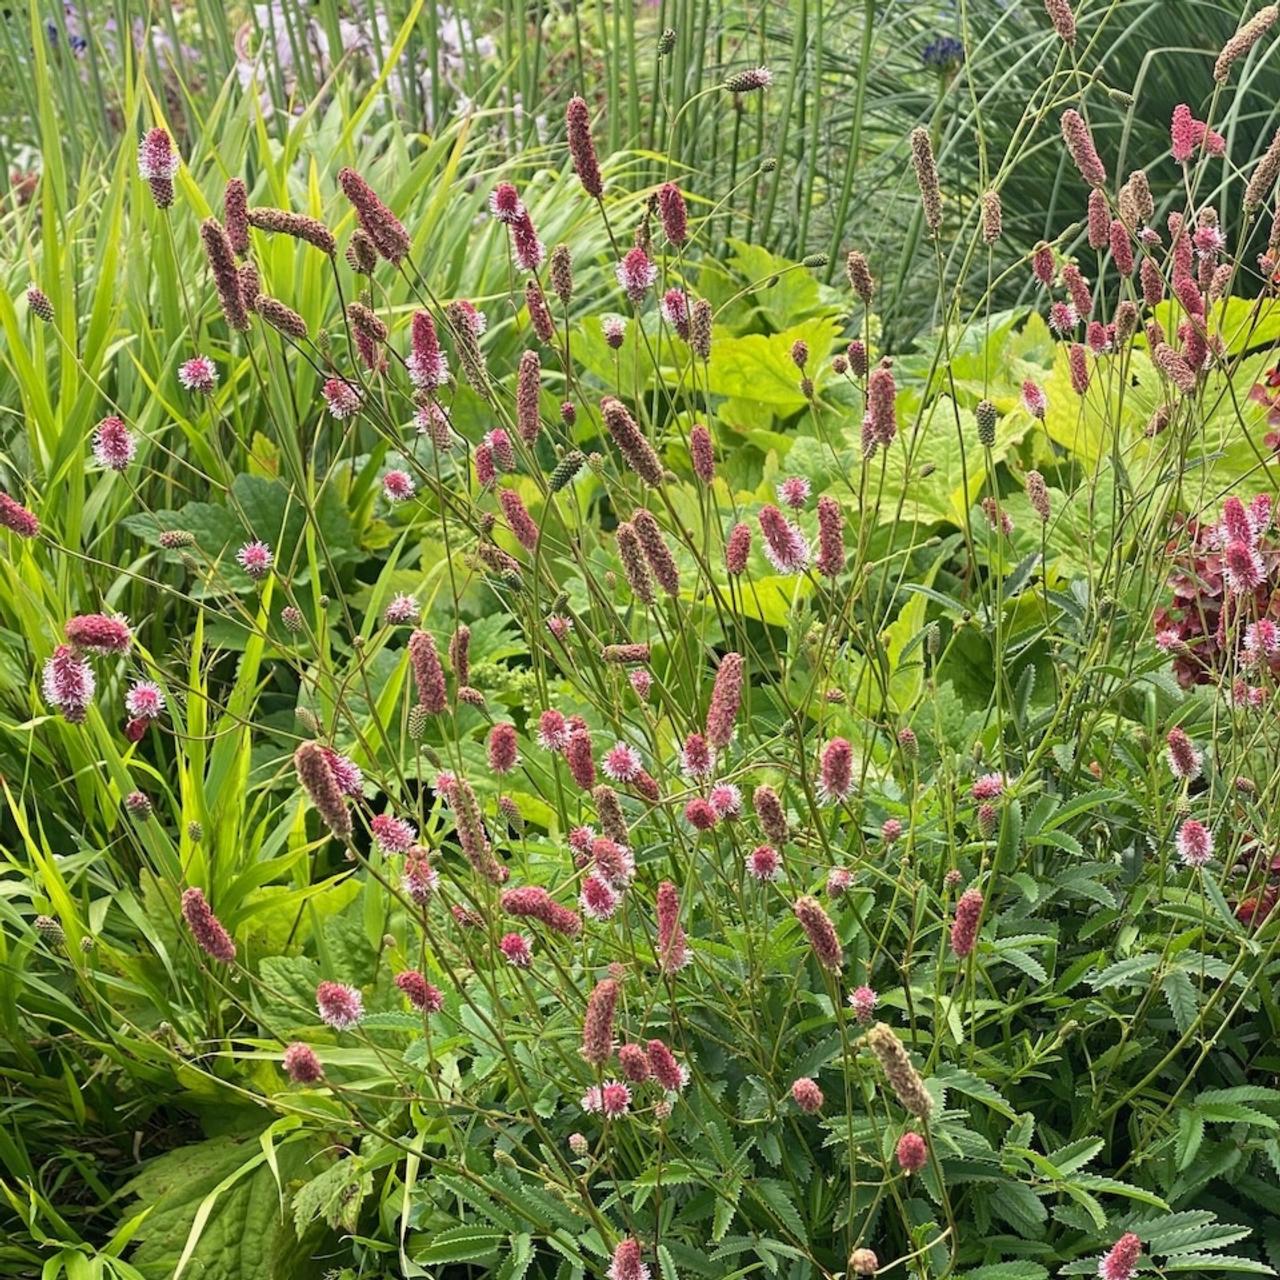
top-left (1176, 818), bottom-right (1213, 867)
top-left (282, 1042), bottom-right (323, 1084)
top-left (236, 540), bottom-right (273, 579)
top-left (488, 722), bottom-right (520, 775)
top-left (827, 867), bottom-right (853, 897)
top-left (709, 783), bottom-right (742, 819)
top-left (568, 825), bottom-right (596, 856)
top-left (706, 652), bottom-right (744, 749)
top-left (384, 593), bottom-right (419, 625)
top-left (629, 669), bottom-right (652, 698)
top-left (608, 1240), bottom-right (650, 1280)
top-left (880, 818), bottom-right (904, 846)
top-left (124, 680), bottom-right (165, 720)
top-left (92, 416), bottom-right (136, 471)
top-left (0, 492), bottom-right (39, 538)
top-left (499, 932), bottom-right (533, 967)
top-left (658, 180), bottom-right (688, 246)
top-left (867, 363), bottom-right (898, 445)
top-left (758, 504), bottom-right (810, 573)
top-left (396, 969), bottom-right (444, 1012)
top-left (684, 797), bottom-right (718, 831)
top-left (689, 424), bottom-right (715, 482)
top-left (1049, 301), bottom-right (1078, 337)
top-left (502, 885), bottom-right (583, 936)
top-left (679, 732), bottom-right (715, 779)
top-left (725, 521), bottom-right (752, 575)
top-left (1021, 380), bottom-right (1047, 420)
top-left (791, 1077), bottom-right (824, 1113)
top-left (407, 311), bottom-right (448, 390)
top-left (1099, 1234), bottom-right (1142, 1280)
top-left (777, 475), bottom-right (811, 509)
top-left (1165, 727), bottom-right (1202, 780)
top-left (180, 887), bottom-right (236, 962)
top-left (950, 887), bottom-right (984, 957)
top-left (580, 873), bottom-right (621, 921)
top-left (416, 402), bottom-right (453, 448)
top-left (322, 748), bottom-right (364, 797)
top-left (178, 355), bottom-right (218, 393)
top-left (592, 837), bottom-right (635, 887)
top-left (896, 1131), bottom-right (928, 1173)
top-left (602, 741), bottom-right (644, 783)
top-left (602, 314), bottom-right (627, 349)
top-left (818, 737), bottom-right (855, 804)
top-left (794, 895), bottom-right (843, 969)
top-left (618, 1042), bottom-right (652, 1083)
top-left (1245, 619), bottom-right (1280, 661)
top-left (489, 182), bottom-right (525, 224)
top-left (616, 247), bottom-right (658, 304)
top-left (647, 1039), bottom-right (689, 1092)
top-left (848, 985), bottom-right (877, 1023)
top-left (138, 127), bottom-right (179, 180)
top-left (402, 848), bottom-right (439, 903)
top-left (968, 774), bottom-right (1003, 803)
top-left (316, 980), bottom-right (363, 1030)
top-left (747, 843), bottom-right (782, 881)
top-left (661, 288), bottom-right (690, 337)
top-left (382, 469), bottom-right (416, 503)
top-left (582, 1080), bottom-right (632, 1118)
top-left (656, 881), bottom-right (690, 973)
top-left (1171, 104), bottom-right (1225, 163)
top-left (455, 299), bottom-right (488, 336)
top-left (537, 709), bottom-right (571, 751)
top-left (1224, 540), bottom-right (1265, 593)
top-left (65, 613), bottom-right (132, 656)
top-left (371, 813), bottom-right (417, 853)
top-left (322, 377), bottom-right (362, 419)
top-left (581, 977), bottom-right (621, 1066)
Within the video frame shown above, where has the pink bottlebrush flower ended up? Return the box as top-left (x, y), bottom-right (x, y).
top-left (489, 181), bottom-right (525, 223)
top-left (1061, 109), bottom-right (1107, 188)
top-left (1022, 380), bottom-right (1047, 420)
top-left (0, 491), bottom-right (39, 538)
top-left (754, 785), bottom-right (789, 845)
top-left (689, 424), bottom-right (715, 482)
top-left (846, 339), bottom-right (869, 377)
top-left (416, 402), bottom-right (454, 448)
top-left (616, 247), bottom-right (658, 304)
top-left (1087, 188), bottom-right (1109, 250)
top-left (724, 65), bottom-right (773, 92)
top-left (499, 932), bottom-right (534, 967)
top-left (295, 741), bottom-right (352, 838)
top-left (407, 311), bottom-right (448, 389)
top-left (747, 844), bottom-right (782, 881)
top-left (684, 797), bottom-right (718, 830)
top-left (909, 128), bottom-right (942, 233)
top-left (794, 895), bottom-right (843, 969)
top-left (223, 177), bottom-right (248, 255)
top-left (725, 521), bottom-right (752, 574)
top-left (971, 772), bottom-right (1005, 800)
top-left (91, 416), bottom-right (136, 471)
top-left (581, 873), bottom-right (621, 921)
top-left (602, 741), bottom-right (643, 782)
top-left (200, 218), bottom-right (249, 330)
top-left (709, 783), bottom-right (742, 818)
top-left (827, 867), bottom-right (852, 896)
top-left (517, 350), bottom-right (545, 446)
top-left (1086, 321), bottom-right (1111, 354)
top-left (565, 96), bottom-right (604, 198)
top-left (1049, 301), bottom-right (1078, 336)
top-left (618, 1043), bottom-right (652, 1083)
top-left (1220, 495), bottom-right (1255, 545)
top-left (602, 314), bottom-right (627, 348)
top-left (180, 887), bottom-right (236, 962)
top-left (371, 813), bottom-right (417, 853)
top-left (408, 629), bottom-right (447, 714)
top-left (498, 488), bottom-right (540, 553)
top-left (484, 428), bottom-right (515, 472)
top-left (1027, 471), bottom-right (1052, 523)
top-left (1141, 258), bottom-right (1164, 307)
top-left (660, 288), bottom-right (691, 338)
top-left (706, 652), bottom-right (744, 749)
top-left (339, 167), bottom-right (410, 263)
top-left (1043, 0), bottom-right (1076, 44)
top-left (758, 504), bottom-right (809, 573)
top-left (282, 1042), bottom-right (323, 1083)
top-left (950, 887), bottom-right (984, 957)
top-left (321, 749), bottom-right (363, 797)
top-left (124, 790), bottom-right (151, 817)
top-left (322, 377), bottom-right (362, 419)
top-left (882, 818), bottom-right (904, 844)
top-left (1171, 104), bottom-right (1195, 163)
top-left (1069, 343), bottom-right (1090, 395)
top-left (979, 495), bottom-right (1008, 531)
top-left (592, 836), bottom-right (635, 888)
top-left (538, 709), bottom-right (571, 751)
top-left (1032, 241), bottom-right (1055, 287)
top-left (382, 469), bottom-right (416, 504)
top-left (402, 848), bottom-right (439, 903)
top-left (1215, 6), bottom-right (1279, 82)
top-left (1061, 263), bottom-right (1092, 318)
top-left (396, 970), bottom-right (444, 1013)
top-left (632, 509), bottom-right (680, 595)
top-left (601, 397), bottom-right (664, 486)
top-left (137, 126), bottom-right (179, 181)
top-left (581, 1080), bottom-right (631, 1118)
top-left (488, 723), bottom-right (520, 775)
top-left (656, 881), bottom-right (690, 972)
top-left (384, 593), bottom-right (419, 625)
top-left (525, 279), bottom-right (556, 342)
top-left (1175, 273), bottom-right (1205, 321)
top-left (647, 1039), bottom-right (689, 1092)
top-left (777, 475), bottom-right (811, 508)
top-left (1176, 818), bottom-right (1213, 867)
top-left (1098, 1234), bottom-right (1142, 1280)
top-left (581, 977), bottom-right (620, 1066)
top-left (791, 1077), bottom-right (824, 1114)
top-left (178, 355), bottom-right (218, 393)
top-left (1154, 343), bottom-right (1198, 395)
top-left (896, 1132), bottom-right (928, 1173)
top-left (1245, 619), bottom-right (1280, 659)
top-left (474, 444), bottom-right (496, 489)
top-left (568, 825), bottom-right (596, 856)
top-left (848, 985), bottom-right (877, 1023)
top-left (124, 680), bottom-right (164, 720)
top-left (502, 885), bottom-right (582, 936)
top-left (510, 211), bottom-right (545, 272)
top-left (565, 731), bottom-right (596, 790)
top-left (1165, 727), bottom-right (1202, 780)
top-left (979, 801), bottom-right (999, 836)
top-left (65, 613), bottom-right (132, 655)
top-left (236, 540), bottom-right (273, 579)
top-left (316, 980), bottom-right (363, 1030)
top-left (1193, 223), bottom-right (1226, 259)
top-left (454, 299), bottom-right (487, 337)
top-left (818, 737), bottom-right (854, 804)
top-left (658, 181), bottom-right (688, 245)
top-left (867, 363), bottom-right (898, 445)
top-left (679, 732), bottom-right (714, 779)
top-left (632, 770), bottom-right (660, 803)
top-left (1224, 540), bottom-right (1265, 593)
